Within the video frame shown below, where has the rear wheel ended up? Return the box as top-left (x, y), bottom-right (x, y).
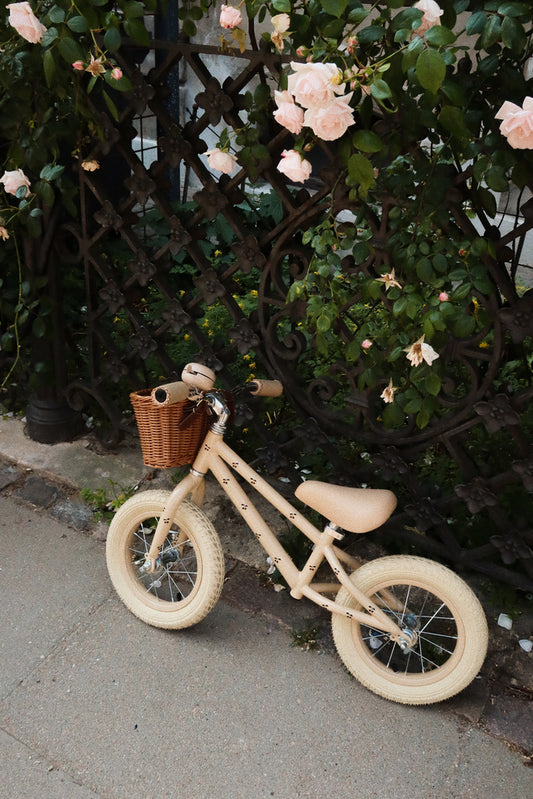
top-left (106, 490), bottom-right (224, 629)
top-left (332, 556), bottom-right (488, 705)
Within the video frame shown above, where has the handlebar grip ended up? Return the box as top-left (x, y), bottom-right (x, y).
top-left (249, 378), bottom-right (283, 397)
top-left (151, 381), bottom-right (190, 406)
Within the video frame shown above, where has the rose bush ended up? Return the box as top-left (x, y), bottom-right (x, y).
top-left (0, 1), bottom-right (155, 387)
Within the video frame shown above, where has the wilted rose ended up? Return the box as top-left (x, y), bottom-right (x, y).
top-left (81, 160), bottom-right (100, 172)
top-left (7, 2), bottom-right (46, 44)
top-left (404, 335), bottom-right (439, 367)
top-left (272, 13), bottom-right (290, 33)
top-left (380, 378), bottom-right (397, 404)
top-left (304, 94), bottom-right (355, 141)
top-left (0, 168), bottom-right (31, 197)
top-left (276, 150), bottom-right (312, 183)
top-left (287, 62), bottom-right (344, 109)
top-left (86, 55), bottom-right (105, 77)
top-left (206, 148), bottom-right (238, 175)
top-left (273, 91), bottom-right (304, 135)
top-left (413, 0), bottom-right (443, 35)
top-left (0, 226), bottom-right (10, 241)
top-left (219, 4), bottom-right (242, 29)
top-left (495, 97), bottom-right (533, 149)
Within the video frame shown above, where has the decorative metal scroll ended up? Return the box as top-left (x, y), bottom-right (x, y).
top-left (66, 28), bottom-right (533, 591)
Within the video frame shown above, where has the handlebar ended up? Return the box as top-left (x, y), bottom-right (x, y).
top-left (151, 363), bottom-right (283, 408)
top-left (248, 378), bottom-right (283, 397)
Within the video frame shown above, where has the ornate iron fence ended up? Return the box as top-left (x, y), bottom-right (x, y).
top-left (56, 23), bottom-right (532, 591)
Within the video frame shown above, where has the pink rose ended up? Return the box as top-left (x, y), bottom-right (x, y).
top-left (72, 60), bottom-right (84, 71)
top-left (0, 168), bottom-right (31, 197)
top-left (7, 2), bottom-right (46, 44)
top-left (304, 94), bottom-right (355, 141)
top-left (438, 291), bottom-right (449, 302)
top-left (219, 4), bottom-right (242, 29)
top-left (287, 61), bottom-right (344, 109)
top-left (111, 67), bottom-right (123, 81)
top-left (362, 339), bottom-right (372, 349)
top-left (206, 148), bottom-right (238, 175)
top-left (413, 0), bottom-right (443, 35)
top-left (495, 97), bottom-right (533, 149)
top-left (273, 91), bottom-right (304, 135)
top-left (276, 150), bottom-right (312, 183)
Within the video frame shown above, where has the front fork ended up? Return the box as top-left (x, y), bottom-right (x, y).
top-left (141, 470), bottom-right (205, 573)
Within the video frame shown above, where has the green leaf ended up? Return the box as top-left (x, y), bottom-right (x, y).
top-left (425, 25), bottom-right (457, 47)
top-left (439, 106), bottom-right (470, 139)
top-left (40, 164), bottom-right (64, 181)
top-left (124, 1), bottom-right (145, 18)
top-left (416, 407), bottom-right (430, 429)
top-left (498, 2), bottom-right (530, 16)
top-left (416, 49), bottom-right (446, 94)
top-left (271, 0), bottom-right (291, 11)
top-left (353, 241), bottom-right (371, 264)
top-left (102, 90), bottom-right (119, 121)
top-left (104, 26), bottom-right (122, 52)
top-left (48, 6), bottom-right (66, 23)
top-left (485, 166), bottom-right (509, 192)
top-left (318, 0), bottom-right (347, 18)
top-left (41, 26), bottom-right (58, 48)
top-left (35, 181), bottom-right (55, 208)
top-left (453, 315), bottom-right (476, 337)
top-left (425, 372), bottom-right (441, 396)
top-left (425, 26), bottom-right (456, 46)
top-left (67, 15), bottom-right (89, 33)
top-left (32, 317), bottom-right (47, 339)
top-left (466, 11), bottom-right (487, 35)
top-left (404, 396), bottom-right (422, 413)
top-left (352, 129), bottom-right (382, 153)
top-left (480, 15), bottom-right (501, 50)
top-left (43, 48), bottom-right (55, 88)
top-left (391, 8), bottom-right (422, 31)
top-left (124, 18), bottom-right (151, 45)
top-left (370, 79), bottom-right (392, 100)
top-left (347, 153), bottom-right (375, 191)
top-left (501, 16), bottom-right (526, 53)
top-left (58, 35), bottom-right (84, 64)
top-left (393, 296), bottom-right (408, 315)
top-left (357, 25), bottom-right (385, 45)
top-left (416, 257), bottom-right (433, 282)
top-left (382, 403), bottom-right (405, 428)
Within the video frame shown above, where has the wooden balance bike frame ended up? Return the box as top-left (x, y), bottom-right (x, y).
top-left (140, 386), bottom-right (411, 649)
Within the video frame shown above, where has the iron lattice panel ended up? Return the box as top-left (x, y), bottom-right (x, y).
top-left (67, 33), bottom-right (533, 591)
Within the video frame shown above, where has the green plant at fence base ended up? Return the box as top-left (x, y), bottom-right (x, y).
top-left (80, 479), bottom-right (137, 522)
top-left (290, 621), bottom-right (321, 651)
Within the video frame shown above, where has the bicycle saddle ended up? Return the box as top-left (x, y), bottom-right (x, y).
top-left (294, 481), bottom-right (397, 534)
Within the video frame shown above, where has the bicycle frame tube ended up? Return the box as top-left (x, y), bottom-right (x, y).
top-left (146, 427), bottom-right (403, 639)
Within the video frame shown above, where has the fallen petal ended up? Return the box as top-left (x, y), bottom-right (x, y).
top-left (497, 612), bottom-right (513, 630)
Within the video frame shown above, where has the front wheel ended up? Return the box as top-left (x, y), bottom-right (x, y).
top-left (331, 556), bottom-right (488, 705)
top-left (106, 490), bottom-right (225, 629)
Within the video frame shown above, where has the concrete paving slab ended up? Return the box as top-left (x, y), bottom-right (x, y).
top-left (0, 495), bottom-right (531, 799)
top-left (0, 497), bottom-right (112, 699)
top-left (0, 729), bottom-right (98, 798)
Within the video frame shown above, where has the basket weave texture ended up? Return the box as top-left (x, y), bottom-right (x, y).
top-left (130, 389), bottom-right (210, 468)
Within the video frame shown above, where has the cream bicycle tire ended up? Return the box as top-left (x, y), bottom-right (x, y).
top-left (332, 555), bottom-right (488, 705)
top-left (106, 490), bottom-right (225, 629)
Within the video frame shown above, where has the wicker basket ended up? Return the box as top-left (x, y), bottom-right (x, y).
top-left (130, 389), bottom-right (210, 468)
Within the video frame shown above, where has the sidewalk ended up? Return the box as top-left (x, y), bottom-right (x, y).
top-left (0, 415), bottom-right (532, 792)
